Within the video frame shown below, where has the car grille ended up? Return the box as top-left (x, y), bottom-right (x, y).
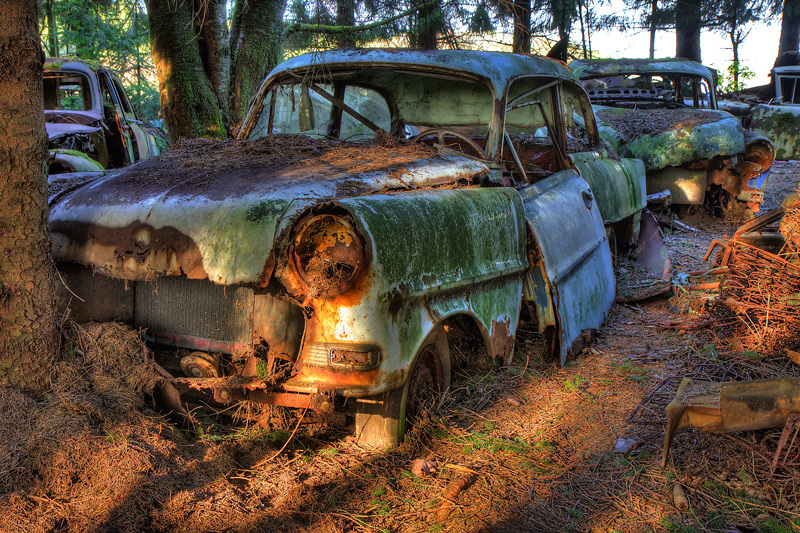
top-left (135, 277), bottom-right (254, 345)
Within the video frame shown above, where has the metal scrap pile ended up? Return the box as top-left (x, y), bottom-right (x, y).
top-left (711, 201), bottom-right (800, 356)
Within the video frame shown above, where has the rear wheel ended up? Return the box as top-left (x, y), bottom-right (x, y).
top-left (354, 329), bottom-right (449, 449)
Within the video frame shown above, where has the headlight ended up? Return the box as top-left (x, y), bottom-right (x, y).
top-left (292, 214), bottom-right (367, 297)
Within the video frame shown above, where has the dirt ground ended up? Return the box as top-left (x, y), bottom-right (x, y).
top-left (4, 162), bottom-right (800, 533)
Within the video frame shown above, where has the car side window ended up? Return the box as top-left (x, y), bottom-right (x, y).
top-left (561, 85), bottom-right (599, 154)
top-left (504, 78), bottom-right (565, 178)
top-left (111, 77), bottom-right (137, 120)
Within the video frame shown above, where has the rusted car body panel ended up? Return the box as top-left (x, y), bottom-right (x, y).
top-left (520, 170), bottom-right (615, 366)
top-left (51, 49), bottom-right (635, 446)
top-left (719, 65), bottom-right (800, 161)
top-left (44, 58), bottom-right (168, 174)
top-left (570, 58), bottom-right (775, 216)
top-left (751, 103), bottom-right (800, 161)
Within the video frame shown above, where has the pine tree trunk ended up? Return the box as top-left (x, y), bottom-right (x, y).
top-left (675, 0), bottom-right (701, 61)
top-left (513, 0), bottom-right (531, 54)
top-left (0, 0), bottom-right (58, 392)
top-left (194, 0), bottom-right (230, 127)
top-left (336, 0), bottom-right (356, 48)
top-left (410, 0), bottom-right (440, 49)
top-left (778, 0), bottom-right (800, 57)
top-left (228, 0), bottom-right (287, 134)
top-left (649, 0), bottom-right (657, 59)
top-left (146, 0), bottom-right (226, 140)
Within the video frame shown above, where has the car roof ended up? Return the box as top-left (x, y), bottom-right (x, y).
top-left (44, 57), bottom-right (104, 75)
top-left (269, 48), bottom-right (578, 92)
top-left (569, 58), bottom-right (715, 81)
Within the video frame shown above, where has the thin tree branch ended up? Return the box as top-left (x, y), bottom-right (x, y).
top-left (284, 0), bottom-right (438, 37)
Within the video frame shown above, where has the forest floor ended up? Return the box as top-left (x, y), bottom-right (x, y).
top-left (3, 162), bottom-right (800, 533)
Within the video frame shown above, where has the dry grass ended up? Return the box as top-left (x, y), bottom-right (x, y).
top-left (4, 163), bottom-right (800, 532)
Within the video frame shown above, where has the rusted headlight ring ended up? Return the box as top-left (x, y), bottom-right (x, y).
top-left (291, 213), bottom-right (368, 297)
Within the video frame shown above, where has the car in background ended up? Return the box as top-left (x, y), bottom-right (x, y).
top-left (50, 49), bottom-right (646, 448)
top-left (570, 58), bottom-right (775, 218)
top-left (44, 58), bottom-right (168, 174)
top-left (719, 53), bottom-right (800, 161)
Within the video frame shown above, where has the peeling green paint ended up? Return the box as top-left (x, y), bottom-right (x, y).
top-left (339, 187), bottom-right (526, 296)
top-left (244, 199), bottom-right (287, 222)
top-left (752, 104), bottom-right (800, 160)
top-left (573, 154), bottom-right (646, 224)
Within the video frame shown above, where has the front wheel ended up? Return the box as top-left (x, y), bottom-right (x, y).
top-left (354, 329), bottom-right (450, 449)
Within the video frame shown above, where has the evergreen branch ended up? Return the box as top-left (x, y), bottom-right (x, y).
top-left (284, 0), bottom-right (438, 37)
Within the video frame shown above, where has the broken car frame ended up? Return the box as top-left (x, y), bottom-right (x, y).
top-left (44, 58), bottom-right (168, 174)
top-left (570, 58), bottom-right (775, 218)
top-left (50, 50), bottom-right (647, 448)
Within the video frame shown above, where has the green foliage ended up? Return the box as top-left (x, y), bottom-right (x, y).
top-left (720, 61), bottom-right (756, 92)
top-left (563, 374), bottom-right (586, 391)
top-left (39, 0), bottom-right (161, 122)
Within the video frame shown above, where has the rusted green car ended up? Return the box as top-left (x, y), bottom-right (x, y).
top-left (50, 50), bottom-right (645, 448)
top-left (719, 60), bottom-right (800, 161)
top-left (44, 58), bottom-right (168, 174)
top-left (570, 58), bottom-right (775, 218)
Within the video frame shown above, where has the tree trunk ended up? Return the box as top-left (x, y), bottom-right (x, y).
top-left (410, 0), bottom-right (440, 49)
top-left (336, 0), bottom-right (356, 48)
top-left (730, 30), bottom-right (739, 90)
top-left (513, 0), bottom-right (531, 54)
top-left (675, 0), bottom-right (701, 61)
top-left (146, 0), bottom-right (225, 140)
top-left (46, 0), bottom-right (58, 57)
top-left (0, 0), bottom-right (58, 392)
top-left (778, 0), bottom-right (800, 57)
top-left (578, 0), bottom-right (587, 58)
top-left (649, 0), bottom-right (657, 59)
top-left (195, 0), bottom-right (230, 127)
top-left (228, 0), bottom-right (287, 134)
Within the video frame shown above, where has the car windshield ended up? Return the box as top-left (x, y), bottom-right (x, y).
top-left (43, 72), bottom-right (93, 111)
top-left (581, 74), bottom-right (714, 109)
top-left (246, 68), bottom-right (495, 154)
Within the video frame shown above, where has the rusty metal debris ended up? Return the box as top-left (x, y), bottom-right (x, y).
top-left (704, 205), bottom-right (800, 356)
top-left (662, 377), bottom-right (800, 467)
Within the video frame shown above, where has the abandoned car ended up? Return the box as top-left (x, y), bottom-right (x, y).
top-left (45, 58), bottom-right (168, 174)
top-left (570, 58), bottom-right (775, 218)
top-left (50, 49), bottom-right (647, 447)
top-left (719, 54), bottom-right (800, 161)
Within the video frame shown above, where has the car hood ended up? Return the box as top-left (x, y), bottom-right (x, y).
top-left (46, 121), bottom-right (102, 141)
top-left (592, 106), bottom-right (746, 171)
top-left (49, 137), bottom-right (490, 285)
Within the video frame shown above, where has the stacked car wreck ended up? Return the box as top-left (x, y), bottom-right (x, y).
top-left (49, 49), bottom-right (647, 447)
top-left (570, 58), bottom-right (775, 218)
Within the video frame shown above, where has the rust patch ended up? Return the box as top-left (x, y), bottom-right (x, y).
top-left (490, 318), bottom-right (514, 363)
top-left (51, 220), bottom-right (206, 280)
